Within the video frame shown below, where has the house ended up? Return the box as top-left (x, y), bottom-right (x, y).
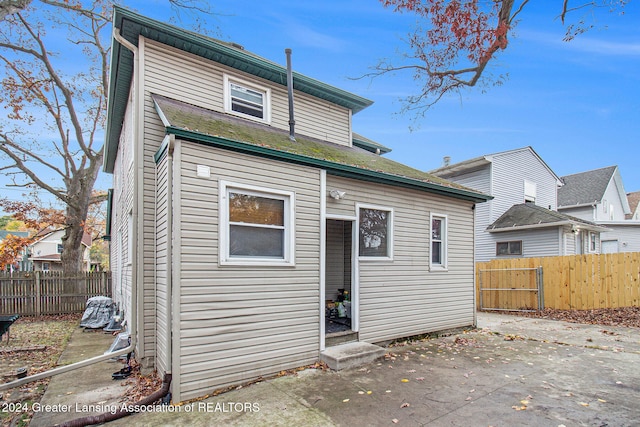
top-left (558, 166), bottom-right (640, 253)
top-left (626, 191), bottom-right (640, 220)
top-left (430, 146), bottom-right (606, 261)
top-left (104, 7), bottom-right (490, 402)
top-left (0, 230), bottom-right (30, 272)
top-left (28, 228), bottom-right (93, 272)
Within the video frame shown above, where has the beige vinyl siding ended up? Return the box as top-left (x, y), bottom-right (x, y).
top-left (154, 152), bottom-right (170, 374)
top-left (110, 96), bottom-right (135, 332)
top-left (174, 141), bottom-right (321, 401)
top-left (143, 39), bottom-right (351, 146)
top-left (326, 175), bottom-right (476, 343)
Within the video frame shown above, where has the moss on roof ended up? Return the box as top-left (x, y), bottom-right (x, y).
top-left (153, 95), bottom-right (487, 198)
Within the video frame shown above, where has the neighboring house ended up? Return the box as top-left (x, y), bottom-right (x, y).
top-left (0, 230), bottom-right (30, 271)
top-left (431, 146), bottom-right (606, 261)
top-left (29, 228), bottom-right (92, 272)
top-left (104, 8), bottom-right (490, 403)
top-left (558, 166), bottom-right (640, 253)
top-left (558, 166), bottom-right (630, 222)
top-left (625, 191), bottom-right (640, 220)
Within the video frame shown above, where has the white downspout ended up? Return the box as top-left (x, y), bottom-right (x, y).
top-left (0, 27), bottom-right (139, 393)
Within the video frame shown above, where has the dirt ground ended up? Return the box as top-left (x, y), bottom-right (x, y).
top-left (1, 314), bottom-right (80, 427)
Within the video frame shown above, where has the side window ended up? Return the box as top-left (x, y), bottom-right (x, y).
top-left (224, 74), bottom-right (271, 123)
top-left (589, 232), bottom-right (597, 252)
top-left (220, 181), bottom-right (294, 265)
top-left (358, 205), bottom-right (393, 259)
top-left (430, 214), bottom-right (448, 270)
top-left (496, 241), bottom-right (523, 256)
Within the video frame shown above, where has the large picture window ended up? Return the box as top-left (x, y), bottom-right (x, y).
top-left (430, 213), bottom-right (448, 270)
top-left (224, 74), bottom-right (271, 123)
top-left (358, 205), bottom-right (392, 259)
top-left (220, 182), bottom-right (294, 265)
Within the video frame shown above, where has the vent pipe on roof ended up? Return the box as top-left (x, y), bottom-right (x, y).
top-left (285, 48), bottom-right (296, 142)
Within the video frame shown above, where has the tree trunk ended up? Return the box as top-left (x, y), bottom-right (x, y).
top-left (60, 164), bottom-right (101, 274)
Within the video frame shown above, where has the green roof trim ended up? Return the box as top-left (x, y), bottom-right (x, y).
top-left (104, 6), bottom-right (373, 173)
top-left (352, 132), bottom-right (392, 154)
top-left (152, 95), bottom-right (490, 203)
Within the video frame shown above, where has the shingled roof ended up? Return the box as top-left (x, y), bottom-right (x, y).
top-left (558, 166), bottom-right (617, 207)
top-left (152, 94), bottom-right (491, 203)
top-left (487, 203), bottom-right (607, 232)
top-left (626, 191), bottom-right (640, 220)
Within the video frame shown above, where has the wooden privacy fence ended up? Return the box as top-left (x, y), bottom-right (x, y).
top-left (476, 253), bottom-right (640, 311)
top-left (478, 266), bottom-right (543, 312)
top-left (0, 271), bottom-right (112, 316)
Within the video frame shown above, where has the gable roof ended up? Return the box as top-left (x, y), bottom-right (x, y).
top-left (30, 228), bottom-right (92, 248)
top-left (487, 203), bottom-right (607, 233)
top-left (152, 94), bottom-right (491, 203)
top-left (558, 166), bottom-right (630, 213)
top-left (430, 146), bottom-right (561, 184)
top-left (626, 191), bottom-right (640, 219)
top-left (104, 7), bottom-right (374, 173)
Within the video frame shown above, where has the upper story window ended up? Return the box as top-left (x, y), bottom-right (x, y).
top-left (220, 181), bottom-right (295, 266)
top-left (524, 180), bottom-right (537, 203)
top-left (358, 205), bottom-right (393, 260)
top-left (57, 243), bottom-right (63, 254)
top-left (224, 74), bottom-right (271, 124)
top-left (430, 213), bottom-right (448, 270)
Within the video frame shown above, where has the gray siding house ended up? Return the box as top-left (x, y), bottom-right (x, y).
top-left (626, 191), bottom-right (640, 220)
top-left (431, 147), bottom-right (606, 261)
top-left (104, 8), bottom-right (489, 402)
top-left (559, 166), bottom-right (640, 253)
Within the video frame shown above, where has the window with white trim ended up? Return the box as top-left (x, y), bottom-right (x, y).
top-left (430, 214), bottom-right (448, 269)
top-left (358, 205), bottom-right (392, 259)
top-left (220, 181), bottom-right (294, 265)
top-left (589, 232), bottom-right (597, 252)
top-left (524, 180), bottom-right (537, 203)
top-left (224, 74), bottom-right (271, 123)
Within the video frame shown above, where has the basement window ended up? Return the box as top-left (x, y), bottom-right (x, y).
top-left (224, 74), bottom-right (271, 123)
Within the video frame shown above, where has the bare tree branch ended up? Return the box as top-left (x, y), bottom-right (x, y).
top-left (372, 0), bottom-right (626, 116)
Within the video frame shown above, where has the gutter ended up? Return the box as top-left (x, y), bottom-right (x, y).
top-left (0, 26), bottom-right (140, 394)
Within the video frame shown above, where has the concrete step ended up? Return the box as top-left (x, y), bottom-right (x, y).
top-left (320, 341), bottom-right (386, 371)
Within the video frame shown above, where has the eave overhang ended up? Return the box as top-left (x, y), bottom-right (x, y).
top-left (104, 6), bottom-right (373, 173)
top-left (157, 126), bottom-right (491, 204)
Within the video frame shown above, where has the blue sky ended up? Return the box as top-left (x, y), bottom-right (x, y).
top-left (143, 0), bottom-right (640, 191)
top-left (1, 1), bottom-right (639, 213)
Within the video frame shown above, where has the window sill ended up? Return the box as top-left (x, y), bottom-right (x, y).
top-left (220, 259), bottom-right (295, 267)
top-left (358, 256), bottom-right (393, 262)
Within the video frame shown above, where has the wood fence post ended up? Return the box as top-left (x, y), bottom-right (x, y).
top-left (35, 271), bottom-right (41, 316)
